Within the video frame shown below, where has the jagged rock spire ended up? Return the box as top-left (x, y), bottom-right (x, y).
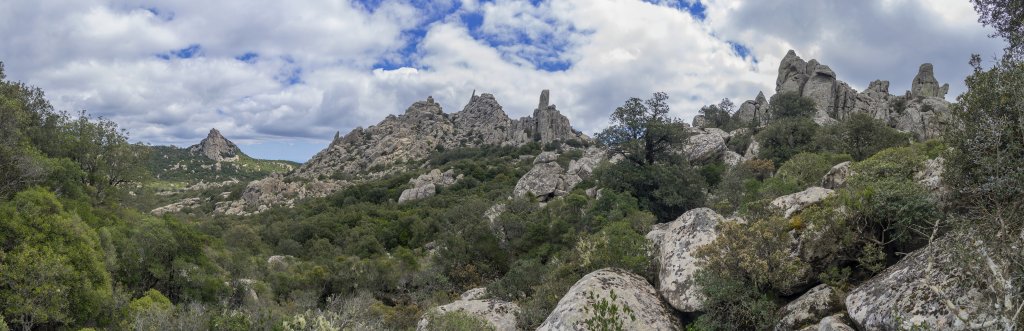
top-left (190, 128), bottom-right (241, 162)
top-left (911, 63), bottom-right (949, 99)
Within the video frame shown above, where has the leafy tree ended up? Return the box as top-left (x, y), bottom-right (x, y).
top-left (768, 91), bottom-right (817, 120)
top-left (597, 92), bottom-right (685, 166)
top-left (756, 117), bottom-right (818, 166)
top-left (697, 98), bottom-right (737, 130)
top-left (815, 113), bottom-right (910, 161)
top-left (972, 0), bottom-right (1024, 59)
top-left (596, 160), bottom-right (706, 222)
top-left (0, 188), bottom-right (112, 329)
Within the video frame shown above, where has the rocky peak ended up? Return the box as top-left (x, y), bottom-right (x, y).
top-left (524, 90), bottom-right (584, 144)
top-left (911, 63), bottom-right (950, 99)
top-left (189, 128), bottom-right (241, 162)
top-left (405, 97), bottom-right (444, 116)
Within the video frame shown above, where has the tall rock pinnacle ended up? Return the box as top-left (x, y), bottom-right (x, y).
top-left (190, 128), bottom-right (242, 162)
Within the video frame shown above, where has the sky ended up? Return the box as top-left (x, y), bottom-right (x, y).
top-left (0, 0), bottom-right (1005, 162)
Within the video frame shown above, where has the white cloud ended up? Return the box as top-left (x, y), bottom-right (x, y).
top-left (0, 0), bottom-right (1007, 162)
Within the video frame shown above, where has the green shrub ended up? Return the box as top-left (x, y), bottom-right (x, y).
top-left (756, 117), bottom-right (819, 166)
top-left (690, 272), bottom-right (778, 331)
top-left (760, 152), bottom-right (852, 199)
top-left (583, 290), bottom-right (636, 331)
top-left (424, 311), bottom-right (495, 331)
top-left (768, 92), bottom-right (817, 119)
top-left (814, 113), bottom-right (910, 160)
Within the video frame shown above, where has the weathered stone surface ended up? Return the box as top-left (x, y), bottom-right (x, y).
top-left (646, 208), bottom-right (726, 312)
top-left (460, 288), bottom-right (488, 301)
top-left (416, 299), bottom-right (521, 331)
top-left (214, 173), bottom-right (347, 216)
top-left (914, 157), bottom-right (946, 197)
top-left (537, 268), bottom-right (680, 331)
top-left (845, 234), bottom-right (1012, 330)
top-left (771, 187), bottom-right (834, 218)
top-left (816, 314), bottom-right (856, 331)
top-left (398, 169), bottom-right (462, 203)
top-left (894, 97), bottom-right (950, 139)
top-left (820, 161), bottom-right (853, 189)
top-left (683, 130), bottom-right (727, 163)
top-left (722, 151), bottom-right (744, 167)
top-left (267, 255), bottom-right (294, 270)
top-left (189, 128), bottom-right (241, 162)
top-left (692, 114), bottom-right (710, 128)
top-left (776, 284), bottom-right (844, 331)
top-left (744, 140), bottom-right (761, 160)
top-left (513, 148), bottom-right (606, 202)
top-left (151, 197), bottom-right (202, 216)
top-left (528, 91), bottom-right (583, 144)
top-left (513, 159), bottom-right (565, 200)
top-left (911, 63), bottom-right (950, 99)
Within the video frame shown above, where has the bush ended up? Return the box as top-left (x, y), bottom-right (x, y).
top-left (756, 117), bottom-right (819, 166)
top-left (814, 113), bottom-right (910, 161)
top-left (596, 161), bottom-right (706, 222)
top-left (424, 311), bottom-right (495, 331)
top-left (768, 92), bottom-right (817, 119)
top-left (759, 152), bottom-right (852, 199)
top-left (690, 272), bottom-right (778, 331)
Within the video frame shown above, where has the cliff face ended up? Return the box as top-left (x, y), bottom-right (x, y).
top-left (725, 50), bottom-right (952, 139)
top-left (189, 128), bottom-right (243, 162)
top-left (295, 91), bottom-right (586, 180)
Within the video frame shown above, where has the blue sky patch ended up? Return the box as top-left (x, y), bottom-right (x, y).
top-left (236, 52), bottom-right (259, 63)
top-left (643, 0), bottom-right (706, 20)
top-left (156, 44), bottom-right (202, 60)
top-left (728, 41), bottom-right (757, 63)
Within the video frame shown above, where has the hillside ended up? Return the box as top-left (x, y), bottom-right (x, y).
top-left (1, 42), bottom-right (1022, 331)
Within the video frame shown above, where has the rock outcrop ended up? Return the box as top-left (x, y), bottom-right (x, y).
top-left (683, 129), bottom-right (727, 163)
top-left (914, 157), bottom-right (946, 198)
top-left (776, 284), bottom-right (844, 331)
top-left (537, 268), bottom-right (680, 331)
top-left (845, 234), bottom-right (1013, 330)
top-left (799, 314), bottom-right (857, 331)
top-left (714, 50), bottom-right (952, 140)
top-left (646, 208), bottom-right (726, 312)
top-left (189, 128), bottom-right (242, 162)
top-left (820, 161), bottom-right (852, 190)
top-left (771, 187), bottom-right (834, 218)
top-left (416, 298), bottom-right (521, 331)
top-left (213, 173), bottom-right (347, 215)
top-left (398, 169), bottom-right (463, 203)
top-left (151, 197), bottom-right (202, 216)
top-left (512, 147), bottom-right (605, 202)
top-left (218, 91), bottom-right (589, 215)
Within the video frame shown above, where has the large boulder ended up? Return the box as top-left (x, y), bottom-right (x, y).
top-left (776, 284), bottom-right (844, 331)
top-left (744, 140), bottom-right (761, 160)
top-left (914, 157), bottom-right (946, 198)
top-left (911, 63), bottom-right (950, 99)
top-left (771, 187), bottom-right (834, 218)
top-left (646, 208), bottom-right (726, 312)
top-left (798, 314), bottom-right (857, 331)
top-left (722, 151), bottom-right (744, 167)
top-left (513, 152), bottom-right (566, 200)
top-left (845, 234), bottom-right (1013, 330)
top-left (537, 268), bottom-right (680, 331)
top-left (683, 131), bottom-right (727, 163)
top-left (399, 169), bottom-right (462, 203)
top-left (416, 299), bottom-right (521, 331)
top-left (820, 161), bottom-right (852, 189)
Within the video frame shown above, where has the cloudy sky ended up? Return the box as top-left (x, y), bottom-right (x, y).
top-left (0, 0), bottom-right (1004, 162)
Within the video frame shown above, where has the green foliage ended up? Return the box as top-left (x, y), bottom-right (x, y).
top-left (760, 152), bottom-right (852, 198)
top-left (690, 272), bottom-right (779, 331)
top-left (972, 0), bottom-right (1024, 60)
top-left (946, 58), bottom-right (1024, 218)
top-left (583, 290), bottom-right (636, 331)
top-left (596, 160), bottom-right (706, 222)
top-left (756, 117), bottom-right (819, 166)
top-left (596, 92), bottom-right (686, 166)
top-left (768, 91), bottom-right (817, 119)
top-left (708, 161), bottom-right (765, 215)
top-left (0, 188), bottom-right (112, 329)
top-left (697, 99), bottom-right (739, 131)
top-left (424, 311), bottom-right (495, 331)
top-left (815, 113), bottom-right (911, 160)
top-left (726, 130), bottom-right (752, 154)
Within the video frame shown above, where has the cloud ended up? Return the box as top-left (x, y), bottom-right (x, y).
top-left (0, 0), bottom-right (1007, 162)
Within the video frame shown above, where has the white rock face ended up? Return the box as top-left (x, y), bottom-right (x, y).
top-left (513, 148), bottom-right (605, 202)
top-left (398, 169), bottom-right (462, 203)
top-left (151, 197), bottom-right (202, 216)
top-left (798, 314), bottom-right (857, 331)
top-left (744, 140), bottom-right (761, 160)
top-left (776, 284), bottom-right (843, 331)
top-left (771, 187), bottom-right (834, 218)
top-left (722, 151), bottom-right (744, 167)
top-left (820, 161), bottom-right (852, 190)
top-left (646, 208), bottom-right (725, 312)
top-left (684, 131), bottom-right (727, 163)
top-left (189, 128), bottom-right (242, 162)
top-left (914, 157), bottom-right (946, 198)
top-left (416, 299), bottom-right (521, 331)
top-left (845, 234), bottom-right (1012, 330)
top-left (460, 288), bottom-right (488, 301)
top-left (537, 268), bottom-right (680, 331)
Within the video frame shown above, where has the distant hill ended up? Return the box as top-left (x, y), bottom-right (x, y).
top-left (146, 128), bottom-right (299, 187)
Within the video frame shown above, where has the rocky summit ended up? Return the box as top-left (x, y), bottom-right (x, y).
top-left (722, 50), bottom-right (952, 139)
top-left (189, 128), bottom-right (243, 162)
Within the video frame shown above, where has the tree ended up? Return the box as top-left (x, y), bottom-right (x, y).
top-left (767, 92), bottom-right (817, 120)
top-left (814, 113), bottom-right (910, 161)
top-left (972, 0), bottom-right (1024, 60)
top-left (697, 98), bottom-right (737, 130)
top-left (596, 93), bottom-right (706, 221)
top-left (0, 188), bottom-right (112, 329)
top-left (596, 92), bottom-right (685, 166)
top-left (756, 92), bottom-right (821, 165)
